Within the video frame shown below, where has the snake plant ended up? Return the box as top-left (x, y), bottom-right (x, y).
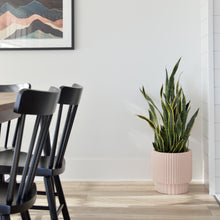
top-left (138, 58), bottom-right (199, 153)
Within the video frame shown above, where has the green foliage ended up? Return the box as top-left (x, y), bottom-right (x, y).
top-left (137, 58), bottom-right (199, 153)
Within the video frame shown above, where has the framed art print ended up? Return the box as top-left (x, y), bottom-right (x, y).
top-left (0, 0), bottom-right (73, 50)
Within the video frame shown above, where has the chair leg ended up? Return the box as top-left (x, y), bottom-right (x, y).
top-left (54, 175), bottom-right (70, 220)
top-left (44, 176), bottom-right (58, 220)
top-left (51, 176), bottom-right (57, 208)
top-left (1, 215), bottom-right (10, 220)
top-left (20, 210), bottom-right (30, 220)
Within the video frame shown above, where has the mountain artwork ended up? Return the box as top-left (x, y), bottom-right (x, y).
top-left (0, 0), bottom-right (63, 40)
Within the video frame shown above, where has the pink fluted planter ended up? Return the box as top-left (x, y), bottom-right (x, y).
top-left (152, 150), bottom-right (192, 194)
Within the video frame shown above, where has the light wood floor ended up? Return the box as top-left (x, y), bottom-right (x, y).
top-left (11, 182), bottom-right (220, 220)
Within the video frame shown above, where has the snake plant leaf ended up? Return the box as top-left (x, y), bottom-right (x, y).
top-left (160, 126), bottom-right (168, 151)
top-left (163, 93), bottom-right (167, 100)
top-left (155, 130), bottom-right (165, 152)
top-left (176, 114), bottom-right (182, 140)
top-left (140, 86), bottom-right (162, 117)
top-left (176, 79), bottom-right (180, 96)
top-left (166, 75), bottom-right (174, 103)
top-left (161, 99), bottom-right (168, 132)
top-left (149, 103), bottom-right (159, 126)
top-left (152, 142), bottom-right (158, 151)
top-left (186, 101), bottom-right (190, 111)
top-left (149, 110), bottom-right (153, 122)
top-left (178, 140), bottom-right (186, 152)
top-left (182, 109), bottom-right (199, 141)
top-left (167, 58), bottom-right (181, 102)
top-left (137, 115), bottom-right (156, 130)
top-left (172, 139), bottom-right (185, 153)
top-left (166, 79), bottom-right (172, 102)
top-left (174, 133), bottom-right (178, 150)
top-left (177, 92), bottom-right (182, 114)
top-left (149, 103), bottom-right (160, 132)
top-left (184, 140), bottom-right (189, 152)
top-left (171, 58), bottom-right (181, 77)
top-left (165, 69), bottom-right (169, 95)
top-left (166, 101), bottom-right (175, 147)
top-left (173, 105), bottom-right (178, 122)
top-left (181, 92), bottom-right (187, 133)
top-left (176, 74), bottom-right (182, 96)
top-left (148, 111), bottom-right (159, 133)
top-left (172, 88), bottom-right (182, 109)
top-left (160, 84), bottom-right (163, 99)
top-left (140, 86), bottom-right (156, 107)
top-left (183, 146), bottom-right (188, 152)
top-left (154, 133), bottom-right (161, 151)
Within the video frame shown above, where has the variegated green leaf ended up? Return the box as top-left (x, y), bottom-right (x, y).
top-left (182, 109), bottom-right (199, 141)
top-left (140, 86), bottom-right (162, 117)
top-left (160, 126), bottom-right (168, 151)
top-left (171, 57), bottom-right (181, 77)
top-left (165, 69), bottom-right (169, 95)
top-left (172, 88), bottom-right (182, 109)
top-left (152, 142), bottom-right (159, 151)
top-left (166, 101), bottom-right (175, 147)
top-left (177, 93), bottom-right (182, 114)
top-left (176, 114), bottom-right (182, 140)
top-left (176, 79), bottom-right (180, 96)
top-left (155, 130), bottom-right (165, 152)
top-left (172, 139), bottom-right (185, 153)
top-left (137, 115), bottom-right (156, 130)
top-left (181, 93), bottom-right (188, 134)
top-left (167, 58), bottom-right (181, 102)
top-left (149, 110), bottom-right (153, 122)
top-left (149, 103), bottom-right (159, 126)
top-left (186, 101), bottom-right (190, 111)
top-left (160, 84), bottom-right (163, 99)
top-left (161, 99), bottom-right (168, 129)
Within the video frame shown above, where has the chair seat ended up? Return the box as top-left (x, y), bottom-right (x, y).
top-left (0, 149), bottom-right (65, 176)
top-left (0, 182), bottom-right (36, 215)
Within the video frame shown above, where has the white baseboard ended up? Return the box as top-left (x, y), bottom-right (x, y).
top-left (59, 158), bottom-right (204, 181)
top-left (61, 158), bottom-right (151, 180)
top-left (60, 178), bottom-right (153, 182)
top-left (59, 178), bottom-right (204, 182)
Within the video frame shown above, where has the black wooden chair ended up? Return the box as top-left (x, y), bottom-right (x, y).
top-left (33, 84), bottom-right (83, 219)
top-left (0, 84), bottom-right (30, 92)
top-left (0, 84), bottom-right (83, 219)
top-left (0, 83), bottom-right (31, 150)
top-left (0, 87), bottom-right (59, 220)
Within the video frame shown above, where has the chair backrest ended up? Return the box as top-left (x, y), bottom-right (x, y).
top-left (0, 83), bottom-right (31, 149)
top-left (47, 84), bottom-right (83, 169)
top-left (0, 83), bottom-right (31, 92)
top-left (6, 87), bottom-right (59, 205)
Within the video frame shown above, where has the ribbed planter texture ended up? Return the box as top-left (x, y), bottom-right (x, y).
top-left (152, 150), bottom-right (192, 194)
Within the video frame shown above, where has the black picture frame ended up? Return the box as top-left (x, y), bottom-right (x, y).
top-left (0, 0), bottom-right (74, 50)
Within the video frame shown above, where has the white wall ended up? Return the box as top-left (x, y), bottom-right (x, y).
top-left (0, 0), bottom-right (202, 180)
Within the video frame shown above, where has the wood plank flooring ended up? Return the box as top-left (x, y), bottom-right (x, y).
top-left (11, 182), bottom-right (220, 219)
